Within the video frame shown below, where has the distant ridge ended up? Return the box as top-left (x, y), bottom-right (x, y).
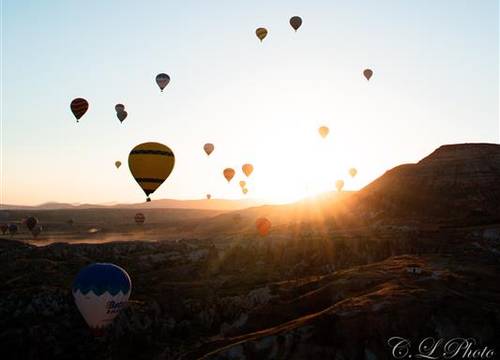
top-left (1, 198), bottom-right (261, 211)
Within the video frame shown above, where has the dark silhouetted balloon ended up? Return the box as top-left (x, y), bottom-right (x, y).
top-left (70, 98), bottom-right (89, 122)
top-left (0, 224), bottom-right (8, 234)
top-left (117, 110), bottom-right (128, 123)
top-left (134, 213), bottom-right (145, 224)
top-left (115, 104), bottom-right (125, 113)
top-left (25, 216), bottom-right (38, 231)
top-left (256, 27), bottom-right (268, 42)
top-left (115, 161), bottom-right (121, 169)
top-left (156, 73), bottom-right (170, 92)
top-left (363, 69), bottom-right (373, 81)
top-left (206, 194), bottom-right (211, 200)
top-left (289, 16), bottom-right (302, 31)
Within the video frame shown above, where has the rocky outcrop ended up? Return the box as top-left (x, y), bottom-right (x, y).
top-left (354, 144), bottom-right (500, 224)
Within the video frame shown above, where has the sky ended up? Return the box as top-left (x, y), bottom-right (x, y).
top-left (1, 0), bottom-right (499, 205)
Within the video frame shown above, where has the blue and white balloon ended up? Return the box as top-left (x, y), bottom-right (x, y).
top-left (72, 263), bottom-right (131, 332)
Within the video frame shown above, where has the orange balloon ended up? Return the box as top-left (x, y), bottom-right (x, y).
top-left (318, 126), bottom-right (329, 138)
top-left (242, 164), bottom-right (254, 177)
top-left (255, 217), bottom-right (271, 236)
top-left (223, 168), bottom-right (235, 182)
top-left (239, 180), bottom-right (246, 188)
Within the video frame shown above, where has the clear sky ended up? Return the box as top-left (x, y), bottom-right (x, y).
top-left (1, 0), bottom-right (499, 205)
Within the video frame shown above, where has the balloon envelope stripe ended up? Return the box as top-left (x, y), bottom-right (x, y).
top-left (134, 178), bottom-right (165, 183)
top-left (130, 150), bottom-right (174, 156)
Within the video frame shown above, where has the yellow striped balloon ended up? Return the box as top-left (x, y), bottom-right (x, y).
top-left (128, 142), bottom-right (175, 202)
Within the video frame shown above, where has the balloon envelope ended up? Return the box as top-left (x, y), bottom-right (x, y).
top-left (335, 179), bottom-right (344, 192)
top-left (319, 126), bottom-right (329, 138)
top-left (115, 161), bottom-right (122, 169)
top-left (206, 194), bottom-right (211, 200)
top-left (117, 110), bottom-right (128, 123)
top-left (128, 142), bottom-right (175, 202)
top-left (289, 16), bottom-right (302, 31)
top-left (239, 180), bottom-right (246, 188)
top-left (115, 104), bottom-right (125, 113)
top-left (134, 213), bottom-right (145, 224)
top-left (73, 263), bottom-right (131, 333)
top-left (25, 216), bottom-right (38, 231)
top-left (70, 98), bottom-right (89, 122)
top-left (223, 168), bottom-right (235, 182)
top-left (156, 73), bottom-right (170, 91)
top-left (256, 27), bottom-right (268, 41)
top-left (242, 164), bottom-right (254, 177)
top-left (203, 143), bottom-right (214, 156)
top-left (349, 168), bottom-right (357, 177)
top-left (363, 69), bottom-right (373, 81)
top-left (242, 188), bottom-right (248, 195)
top-left (255, 217), bottom-right (271, 236)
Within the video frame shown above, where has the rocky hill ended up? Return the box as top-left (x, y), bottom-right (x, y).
top-left (1, 143), bottom-right (500, 359)
top-left (353, 143), bottom-right (500, 225)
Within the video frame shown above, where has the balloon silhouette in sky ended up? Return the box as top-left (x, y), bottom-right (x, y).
top-left (256, 27), bottom-right (268, 42)
top-left (128, 142), bottom-right (175, 202)
top-left (70, 98), bottom-right (89, 122)
top-left (289, 16), bottom-right (302, 31)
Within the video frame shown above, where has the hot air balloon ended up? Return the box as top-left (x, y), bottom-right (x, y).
top-left (203, 143), bottom-right (214, 156)
top-left (349, 168), bottom-right (357, 178)
top-left (128, 142), bottom-right (175, 202)
top-left (156, 73), bottom-right (170, 92)
top-left (242, 164), bottom-right (254, 177)
top-left (242, 188), bottom-right (248, 195)
top-left (256, 27), bottom-right (268, 42)
top-left (70, 98), bottom-right (89, 122)
top-left (134, 213), bottom-right (145, 225)
top-left (117, 110), bottom-right (128, 123)
top-left (115, 161), bottom-right (122, 169)
top-left (289, 16), bottom-right (302, 31)
top-left (223, 168), bottom-right (235, 182)
top-left (239, 180), bottom-right (246, 188)
top-left (25, 216), bottom-right (38, 231)
top-left (363, 69), bottom-right (373, 81)
top-left (8, 224), bottom-right (18, 236)
top-left (115, 104), bottom-right (125, 113)
top-left (206, 194), bottom-right (211, 200)
top-left (0, 224), bottom-right (8, 235)
top-left (73, 263), bottom-right (131, 335)
top-left (255, 217), bottom-right (271, 236)
top-left (335, 179), bottom-right (344, 192)
top-left (319, 126), bottom-right (329, 138)
top-left (31, 225), bottom-right (42, 239)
